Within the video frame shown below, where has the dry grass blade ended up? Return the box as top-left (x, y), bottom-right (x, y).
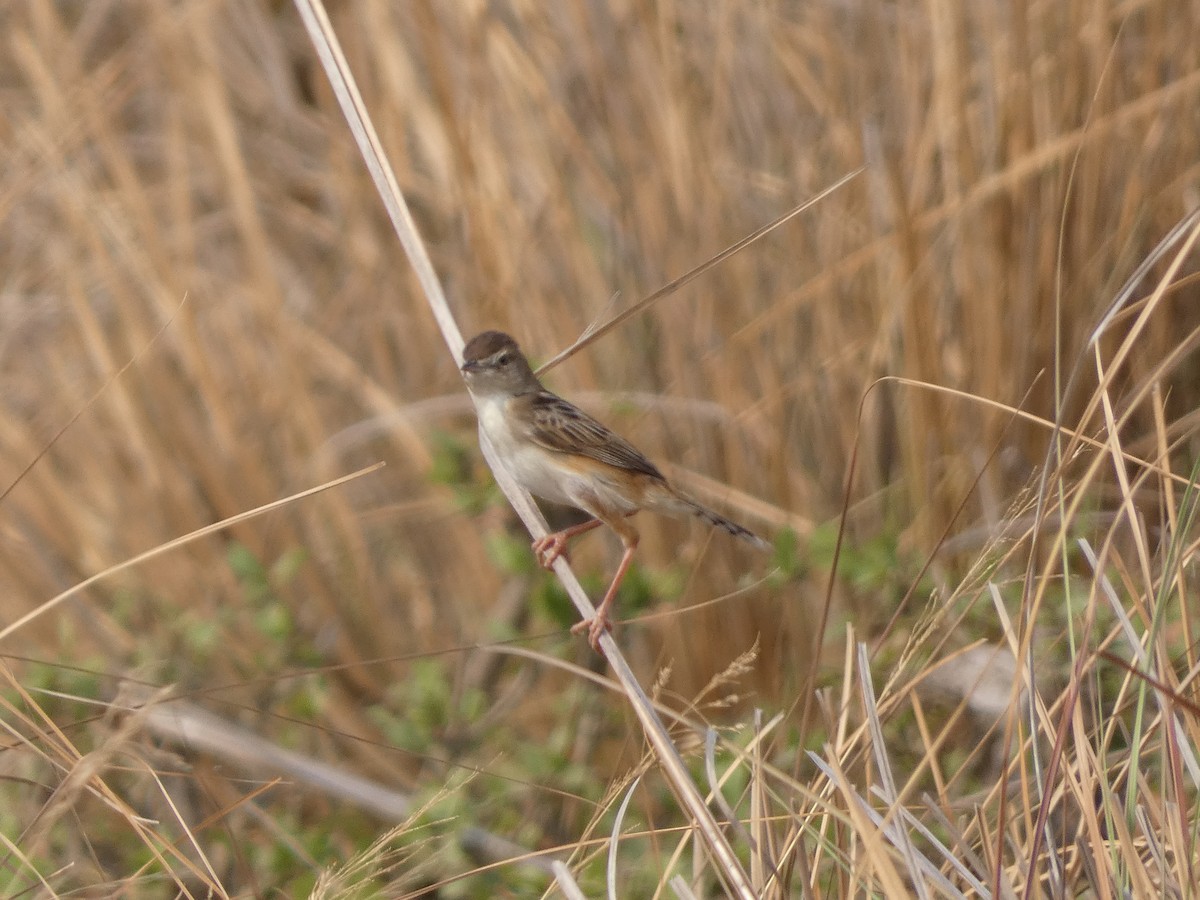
top-left (291, 0), bottom-right (757, 894)
top-left (807, 750), bottom-right (912, 896)
top-left (0, 463), bottom-right (383, 644)
top-left (135, 672), bottom-right (555, 875)
top-left (704, 728), bottom-right (754, 853)
top-left (535, 166), bottom-right (864, 376)
top-left (552, 860), bottom-right (588, 900)
top-left (669, 874), bottom-right (700, 900)
top-left (290, 0), bottom-right (461, 353)
top-left (606, 775), bottom-right (641, 900)
top-left (5, 0), bottom-right (1199, 894)
top-left (856, 642), bottom-right (932, 900)
top-left (0, 296), bottom-right (187, 508)
top-left (0, 830), bottom-right (62, 897)
top-left (130, 687), bottom-right (410, 820)
top-left (1089, 207), bottom-right (1200, 346)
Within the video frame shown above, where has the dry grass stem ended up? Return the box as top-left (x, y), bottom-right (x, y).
top-left (1, 0), bottom-right (1198, 894)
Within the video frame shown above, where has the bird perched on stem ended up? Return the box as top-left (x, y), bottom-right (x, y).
top-left (460, 330), bottom-right (770, 650)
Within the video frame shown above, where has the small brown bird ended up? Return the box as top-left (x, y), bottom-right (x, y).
top-left (460, 330), bottom-right (770, 649)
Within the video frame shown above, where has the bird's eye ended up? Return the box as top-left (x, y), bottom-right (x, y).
top-left (497, 352), bottom-right (512, 366)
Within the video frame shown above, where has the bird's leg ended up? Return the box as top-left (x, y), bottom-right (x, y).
top-left (532, 517), bottom-right (604, 568)
top-left (571, 540), bottom-right (638, 651)
top-left (570, 516), bottom-right (639, 651)
top-left (533, 510), bottom-right (639, 568)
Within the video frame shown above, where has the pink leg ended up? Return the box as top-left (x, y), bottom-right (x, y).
top-left (571, 522), bottom-right (639, 651)
top-left (532, 517), bottom-right (605, 569)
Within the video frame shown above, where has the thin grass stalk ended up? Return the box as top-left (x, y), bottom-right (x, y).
top-left (855, 642), bottom-right (931, 900)
top-left (290, 0), bottom-right (757, 894)
top-left (607, 776), bottom-right (642, 899)
top-left (534, 168), bottom-right (862, 376)
top-left (1122, 455), bottom-right (1200, 827)
top-left (1014, 215), bottom-right (1200, 895)
top-left (0, 464), bottom-right (382, 643)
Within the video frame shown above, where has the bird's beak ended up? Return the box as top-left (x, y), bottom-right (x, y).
top-left (461, 359), bottom-right (480, 373)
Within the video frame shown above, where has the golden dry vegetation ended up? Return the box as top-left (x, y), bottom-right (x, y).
top-left (1, 0), bottom-right (1199, 896)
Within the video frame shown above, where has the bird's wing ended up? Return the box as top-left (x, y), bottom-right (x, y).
top-left (519, 392), bottom-right (665, 480)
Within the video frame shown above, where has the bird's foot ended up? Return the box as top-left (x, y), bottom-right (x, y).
top-left (532, 532), bottom-right (571, 569)
top-left (570, 610), bottom-right (613, 651)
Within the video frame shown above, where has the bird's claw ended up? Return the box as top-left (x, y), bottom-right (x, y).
top-left (532, 533), bottom-right (570, 569)
top-left (571, 612), bottom-right (613, 651)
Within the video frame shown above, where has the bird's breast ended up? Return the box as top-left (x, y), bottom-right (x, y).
top-left (475, 396), bottom-right (577, 506)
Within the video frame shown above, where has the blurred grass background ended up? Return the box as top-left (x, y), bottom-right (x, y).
top-left (1, 0), bottom-right (1199, 895)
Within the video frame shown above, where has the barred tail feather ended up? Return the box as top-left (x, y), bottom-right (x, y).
top-left (656, 489), bottom-right (771, 552)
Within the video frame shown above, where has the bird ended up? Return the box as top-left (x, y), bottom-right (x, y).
top-left (460, 330), bottom-right (771, 650)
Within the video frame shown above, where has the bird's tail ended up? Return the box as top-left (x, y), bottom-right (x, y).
top-left (653, 488), bottom-right (772, 552)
